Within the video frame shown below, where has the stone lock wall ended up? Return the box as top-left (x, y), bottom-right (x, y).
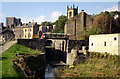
top-left (67, 49), bottom-right (78, 65)
top-left (66, 40), bottom-right (87, 65)
top-left (17, 39), bottom-right (45, 52)
top-left (51, 39), bottom-right (67, 52)
top-left (67, 40), bottom-right (86, 53)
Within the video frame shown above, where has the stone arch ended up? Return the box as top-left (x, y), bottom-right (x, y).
top-left (46, 40), bottom-right (52, 46)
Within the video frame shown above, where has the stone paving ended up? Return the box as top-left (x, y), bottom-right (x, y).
top-left (0, 40), bottom-right (17, 54)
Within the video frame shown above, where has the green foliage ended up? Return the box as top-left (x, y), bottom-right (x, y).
top-left (24, 56), bottom-right (45, 71)
top-left (1, 43), bottom-right (43, 78)
top-left (78, 11), bottom-right (120, 40)
top-left (87, 27), bottom-right (102, 37)
top-left (60, 52), bottom-right (120, 77)
top-left (40, 21), bottom-right (52, 26)
top-left (52, 15), bottom-right (67, 33)
top-left (99, 11), bottom-right (118, 17)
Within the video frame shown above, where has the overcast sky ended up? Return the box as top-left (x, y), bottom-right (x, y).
top-left (0, 1), bottom-right (120, 25)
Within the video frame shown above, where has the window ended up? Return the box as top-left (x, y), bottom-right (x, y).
top-left (30, 29), bottom-right (31, 31)
top-left (91, 43), bottom-right (93, 46)
top-left (28, 33), bottom-right (31, 38)
top-left (19, 34), bottom-right (21, 38)
top-left (30, 34), bottom-right (31, 37)
top-left (19, 29), bottom-right (21, 32)
top-left (104, 42), bottom-right (106, 46)
top-left (114, 37), bottom-right (117, 40)
top-left (25, 29), bottom-right (27, 32)
top-left (69, 11), bottom-right (72, 17)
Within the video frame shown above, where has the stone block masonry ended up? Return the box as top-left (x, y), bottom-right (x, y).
top-left (17, 39), bottom-right (45, 52)
top-left (68, 40), bottom-right (86, 53)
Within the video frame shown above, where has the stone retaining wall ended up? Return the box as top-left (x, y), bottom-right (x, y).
top-left (68, 40), bottom-right (86, 53)
top-left (17, 39), bottom-right (45, 52)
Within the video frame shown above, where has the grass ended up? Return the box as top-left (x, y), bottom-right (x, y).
top-left (0, 43), bottom-right (43, 78)
top-left (45, 46), bottom-right (52, 48)
top-left (60, 53), bottom-right (120, 77)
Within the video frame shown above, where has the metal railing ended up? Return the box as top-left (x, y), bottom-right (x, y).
top-left (43, 33), bottom-right (70, 39)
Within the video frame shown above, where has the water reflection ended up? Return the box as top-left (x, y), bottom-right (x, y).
top-left (45, 65), bottom-right (56, 79)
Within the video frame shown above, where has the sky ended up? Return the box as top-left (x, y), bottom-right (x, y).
top-left (0, 1), bottom-right (120, 25)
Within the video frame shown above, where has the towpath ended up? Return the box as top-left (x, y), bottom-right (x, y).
top-left (0, 40), bottom-right (17, 54)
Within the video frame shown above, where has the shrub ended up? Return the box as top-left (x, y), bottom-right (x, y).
top-left (100, 53), bottom-right (104, 59)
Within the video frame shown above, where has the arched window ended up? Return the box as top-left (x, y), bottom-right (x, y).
top-left (69, 11), bottom-right (72, 18)
top-left (91, 43), bottom-right (93, 46)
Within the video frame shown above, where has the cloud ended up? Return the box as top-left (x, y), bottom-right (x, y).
top-left (21, 11), bottom-right (63, 24)
top-left (0, 13), bottom-right (4, 22)
top-left (104, 5), bottom-right (118, 12)
top-left (0, 14), bottom-right (4, 18)
top-left (21, 17), bottom-right (32, 23)
top-left (21, 15), bottom-right (46, 24)
top-left (0, 3), bottom-right (4, 21)
top-left (50, 11), bottom-right (62, 22)
top-left (33, 15), bottom-right (47, 24)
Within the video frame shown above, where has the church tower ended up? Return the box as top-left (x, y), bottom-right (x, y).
top-left (67, 4), bottom-right (78, 19)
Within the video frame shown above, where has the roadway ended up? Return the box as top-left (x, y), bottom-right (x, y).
top-left (0, 40), bottom-right (17, 54)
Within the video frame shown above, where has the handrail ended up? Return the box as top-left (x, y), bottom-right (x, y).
top-left (43, 33), bottom-right (69, 36)
top-left (42, 33), bottom-right (70, 39)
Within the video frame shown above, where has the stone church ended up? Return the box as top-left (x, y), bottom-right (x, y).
top-left (64, 5), bottom-right (94, 40)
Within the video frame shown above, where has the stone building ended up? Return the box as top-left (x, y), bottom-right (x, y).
top-left (89, 34), bottom-right (120, 55)
top-left (0, 30), bottom-right (15, 44)
top-left (12, 22), bottom-right (39, 39)
top-left (0, 22), bottom-right (6, 33)
top-left (64, 5), bottom-right (94, 40)
top-left (39, 26), bottom-right (52, 33)
top-left (6, 17), bottom-right (21, 29)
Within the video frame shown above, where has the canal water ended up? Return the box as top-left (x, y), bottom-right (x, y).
top-left (45, 65), bottom-right (60, 79)
top-left (45, 65), bottom-right (56, 79)
top-left (44, 45), bottom-right (65, 78)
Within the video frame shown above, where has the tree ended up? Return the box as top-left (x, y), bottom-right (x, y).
top-left (40, 22), bottom-right (44, 26)
top-left (77, 11), bottom-right (120, 40)
top-left (93, 14), bottom-right (112, 34)
top-left (52, 15), bottom-right (67, 33)
top-left (40, 21), bottom-right (52, 26)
